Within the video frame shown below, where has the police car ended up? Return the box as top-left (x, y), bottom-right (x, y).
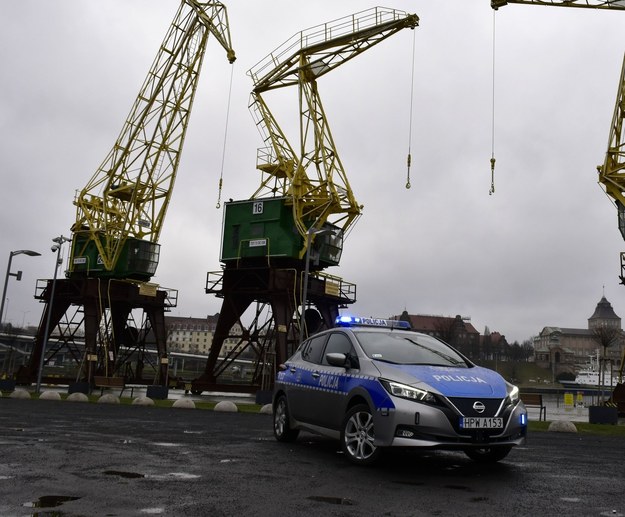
top-left (273, 316), bottom-right (527, 465)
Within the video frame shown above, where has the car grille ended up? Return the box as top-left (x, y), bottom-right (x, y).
top-left (446, 397), bottom-right (504, 417)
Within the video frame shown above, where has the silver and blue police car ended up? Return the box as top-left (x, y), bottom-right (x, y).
top-left (273, 316), bottom-right (527, 465)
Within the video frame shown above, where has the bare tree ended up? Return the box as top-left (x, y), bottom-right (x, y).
top-left (592, 326), bottom-right (622, 403)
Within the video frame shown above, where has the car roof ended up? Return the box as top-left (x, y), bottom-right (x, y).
top-left (328, 326), bottom-right (429, 337)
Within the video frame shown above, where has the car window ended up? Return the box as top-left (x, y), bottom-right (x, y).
top-left (322, 332), bottom-right (356, 365)
top-left (301, 334), bottom-right (327, 364)
top-left (355, 331), bottom-right (469, 367)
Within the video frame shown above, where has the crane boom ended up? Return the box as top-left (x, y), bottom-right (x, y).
top-left (70, 0), bottom-right (235, 281)
top-left (492, 0), bottom-right (625, 9)
top-left (246, 7), bottom-right (418, 247)
top-left (598, 54), bottom-right (625, 239)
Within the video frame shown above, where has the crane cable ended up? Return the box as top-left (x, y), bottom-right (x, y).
top-left (216, 63), bottom-right (236, 209)
top-left (406, 28), bottom-right (417, 190)
top-left (489, 11), bottom-right (497, 196)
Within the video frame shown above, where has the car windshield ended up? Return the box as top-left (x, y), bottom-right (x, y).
top-left (355, 331), bottom-right (470, 367)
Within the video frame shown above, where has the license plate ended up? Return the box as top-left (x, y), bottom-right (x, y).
top-left (460, 417), bottom-right (503, 429)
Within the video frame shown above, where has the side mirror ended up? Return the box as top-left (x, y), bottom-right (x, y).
top-left (326, 353), bottom-right (348, 368)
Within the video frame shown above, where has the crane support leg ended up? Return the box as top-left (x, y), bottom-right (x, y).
top-left (18, 278), bottom-right (175, 389)
top-left (144, 305), bottom-right (169, 385)
top-left (16, 282), bottom-right (71, 385)
top-left (201, 293), bottom-right (254, 386)
top-left (198, 262), bottom-right (355, 394)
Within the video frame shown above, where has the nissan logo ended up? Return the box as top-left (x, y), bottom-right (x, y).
top-left (473, 401), bottom-right (486, 414)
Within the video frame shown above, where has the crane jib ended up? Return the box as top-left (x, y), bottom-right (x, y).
top-left (69, 1), bottom-right (235, 280)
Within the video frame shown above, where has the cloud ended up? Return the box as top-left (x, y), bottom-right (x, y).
top-left (1, 0), bottom-right (623, 344)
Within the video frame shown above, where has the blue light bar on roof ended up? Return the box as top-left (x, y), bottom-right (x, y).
top-left (335, 315), bottom-right (411, 329)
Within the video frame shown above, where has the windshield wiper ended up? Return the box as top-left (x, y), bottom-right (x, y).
top-left (404, 339), bottom-right (464, 365)
top-left (371, 357), bottom-right (399, 365)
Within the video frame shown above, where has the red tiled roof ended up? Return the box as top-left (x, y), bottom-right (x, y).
top-left (394, 314), bottom-right (479, 335)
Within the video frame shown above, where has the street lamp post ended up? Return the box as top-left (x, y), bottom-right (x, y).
top-left (0, 249), bottom-right (41, 329)
top-left (36, 236), bottom-right (71, 394)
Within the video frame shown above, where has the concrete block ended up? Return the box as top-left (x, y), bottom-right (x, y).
top-left (214, 401), bottom-right (238, 412)
top-left (172, 398), bottom-right (195, 409)
top-left (97, 394), bottom-right (120, 404)
top-left (9, 389), bottom-right (31, 399)
top-left (548, 420), bottom-right (578, 433)
top-left (67, 392), bottom-right (89, 402)
top-left (132, 396), bottom-right (155, 406)
top-left (39, 391), bottom-right (61, 401)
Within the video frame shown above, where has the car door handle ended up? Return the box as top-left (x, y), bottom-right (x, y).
top-left (312, 372), bottom-right (320, 379)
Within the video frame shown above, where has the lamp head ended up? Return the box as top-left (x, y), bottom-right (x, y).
top-left (11, 249), bottom-right (41, 257)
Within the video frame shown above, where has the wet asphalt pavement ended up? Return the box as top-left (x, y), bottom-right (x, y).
top-left (1, 397), bottom-right (624, 517)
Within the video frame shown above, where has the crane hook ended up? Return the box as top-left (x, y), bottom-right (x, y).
top-left (216, 178), bottom-right (223, 209)
top-left (489, 157), bottom-right (496, 196)
top-left (406, 153), bottom-right (412, 189)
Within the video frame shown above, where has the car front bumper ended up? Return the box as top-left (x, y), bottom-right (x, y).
top-left (372, 396), bottom-right (527, 449)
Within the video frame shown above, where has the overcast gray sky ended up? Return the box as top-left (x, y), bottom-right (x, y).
top-left (1, 1), bottom-right (623, 344)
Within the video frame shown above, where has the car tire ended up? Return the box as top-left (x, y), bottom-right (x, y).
top-left (341, 404), bottom-right (381, 465)
top-left (273, 395), bottom-right (299, 442)
top-left (464, 446), bottom-right (512, 463)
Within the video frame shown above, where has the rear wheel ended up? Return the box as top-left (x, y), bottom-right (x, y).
top-left (464, 446), bottom-right (512, 463)
top-left (341, 404), bottom-right (381, 465)
top-left (273, 395), bottom-right (299, 442)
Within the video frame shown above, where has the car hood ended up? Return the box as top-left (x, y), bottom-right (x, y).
top-left (374, 363), bottom-right (508, 398)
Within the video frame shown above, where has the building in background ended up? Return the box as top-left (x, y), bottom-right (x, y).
top-left (165, 314), bottom-right (244, 357)
top-left (533, 295), bottom-right (625, 378)
top-left (395, 311), bottom-right (482, 360)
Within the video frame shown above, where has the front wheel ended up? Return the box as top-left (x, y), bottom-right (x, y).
top-left (464, 446), bottom-right (512, 463)
top-left (273, 395), bottom-right (299, 442)
top-left (341, 404), bottom-right (381, 465)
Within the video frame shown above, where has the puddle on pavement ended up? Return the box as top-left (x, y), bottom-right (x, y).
top-left (104, 470), bottom-right (145, 479)
top-left (147, 472), bottom-right (200, 481)
top-left (166, 472), bottom-right (200, 480)
top-left (307, 495), bottom-right (354, 506)
top-left (23, 495), bottom-right (81, 509)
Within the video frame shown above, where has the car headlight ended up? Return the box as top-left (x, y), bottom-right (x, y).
top-left (381, 379), bottom-right (436, 403)
top-left (506, 382), bottom-right (520, 404)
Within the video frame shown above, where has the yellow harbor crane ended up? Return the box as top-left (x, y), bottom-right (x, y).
top-left (598, 53), bottom-right (625, 269)
top-left (21, 0), bottom-right (236, 389)
top-left (195, 7), bottom-right (418, 394)
top-left (244, 7), bottom-right (419, 257)
top-left (70, 0), bottom-right (235, 281)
